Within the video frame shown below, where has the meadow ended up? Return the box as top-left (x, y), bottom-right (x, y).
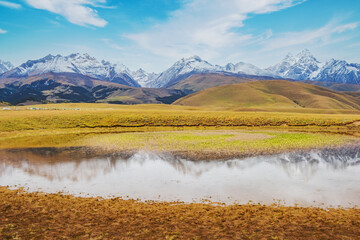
top-left (1, 103), bottom-right (360, 132)
top-left (0, 103), bottom-right (359, 158)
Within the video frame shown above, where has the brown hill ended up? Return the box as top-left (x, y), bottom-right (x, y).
top-left (173, 80), bottom-right (360, 110)
top-left (168, 73), bottom-right (261, 93)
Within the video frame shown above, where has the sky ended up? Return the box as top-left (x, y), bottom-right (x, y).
top-left (0, 0), bottom-right (359, 72)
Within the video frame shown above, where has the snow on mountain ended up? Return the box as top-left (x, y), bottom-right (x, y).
top-left (267, 49), bottom-right (320, 80)
top-left (267, 49), bottom-right (360, 84)
top-left (312, 59), bottom-right (360, 84)
top-left (149, 55), bottom-right (223, 88)
top-left (225, 62), bottom-right (278, 78)
top-left (0, 59), bottom-right (14, 74)
top-left (154, 49), bottom-right (360, 87)
top-left (2, 50), bottom-right (359, 89)
top-left (131, 68), bottom-right (159, 88)
top-left (1, 53), bottom-right (140, 87)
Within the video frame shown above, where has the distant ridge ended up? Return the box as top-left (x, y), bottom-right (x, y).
top-left (0, 72), bottom-right (185, 105)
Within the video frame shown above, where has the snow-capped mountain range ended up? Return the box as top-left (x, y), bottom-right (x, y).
top-left (1, 49), bottom-right (359, 88)
top-left (267, 49), bottom-right (360, 84)
top-left (267, 49), bottom-right (320, 80)
top-left (0, 60), bottom-right (13, 74)
top-left (0, 53), bottom-right (140, 87)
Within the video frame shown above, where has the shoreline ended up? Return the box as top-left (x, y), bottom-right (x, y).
top-left (1, 140), bottom-right (359, 161)
top-left (0, 140), bottom-right (359, 160)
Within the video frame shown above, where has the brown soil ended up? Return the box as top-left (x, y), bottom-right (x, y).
top-left (0, 187), bottom-right (359, 239)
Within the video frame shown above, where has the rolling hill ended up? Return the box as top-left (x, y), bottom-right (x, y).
top-left (173, 80), bottom-right (360, 110)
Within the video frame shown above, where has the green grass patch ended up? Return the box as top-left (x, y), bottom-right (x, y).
top-left (77, 130), bottom-right (355, 158)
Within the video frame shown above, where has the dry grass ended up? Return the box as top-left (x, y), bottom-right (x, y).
top-left (1, 103), bottom-right (360, 133)
top-left (0, 187), bottom-right (359, 239)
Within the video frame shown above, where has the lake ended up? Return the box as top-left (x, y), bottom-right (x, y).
top-left (0, 147), bottom-right (359, 207)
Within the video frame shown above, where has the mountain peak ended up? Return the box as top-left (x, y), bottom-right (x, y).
top-left (185, 55), bottom-right (202, 61)
top-left (68, 53), bottom-right (95, 61)
top-left (285, 53), bottom-right (294, 58)
top-left (136, 68), bottom-right (146, 74)
top-left (42, 54), bottom-right (56, 60)
top-left (297, 49), bottom-right (312, 57)
top-left (0, 59), bottom-right (14, 74)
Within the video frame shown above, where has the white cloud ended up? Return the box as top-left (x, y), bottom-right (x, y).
top-left (25, 0), bottom-right (108, 27)
top-left (125, 0), bottom-right (306, 60)
top-left (102, 38), bottom-right (123, 50)
top-left (0, 1), bottom-right (22, 9)
top-left (262, 21), bottom-right (358, 51)
top-left (0, 28), bottom-right (7, 34)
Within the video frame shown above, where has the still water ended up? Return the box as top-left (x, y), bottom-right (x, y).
top-left (0, 147), bottom-right (359, 207)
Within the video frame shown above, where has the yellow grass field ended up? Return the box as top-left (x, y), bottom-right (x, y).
top-left (0, 103), bottom-right (359, 157)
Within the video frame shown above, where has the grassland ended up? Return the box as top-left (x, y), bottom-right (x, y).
top-left (1, 103), bottom-right (360, 158)
top-left (1, 103), bottom-right (360, 132)
top-left (0, 187), bottom-right (359, 239)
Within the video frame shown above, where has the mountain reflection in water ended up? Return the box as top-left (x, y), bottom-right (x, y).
top-left (0, 147), bottom-right (359, 207)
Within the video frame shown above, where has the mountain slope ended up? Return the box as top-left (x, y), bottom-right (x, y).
top-left (0, 73), bottom-right (185, 105)
top-left (312, 59), bottom-right (360, 84)
top-left (0, 60), bottom-right (13, 74)
top-left (1, 54), bottom-right (140, 87)
top-left (173, 80), bottom-right (360, 110)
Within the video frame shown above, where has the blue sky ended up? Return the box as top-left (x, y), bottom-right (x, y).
top-left (0, 0), bottom-right (359, 72)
